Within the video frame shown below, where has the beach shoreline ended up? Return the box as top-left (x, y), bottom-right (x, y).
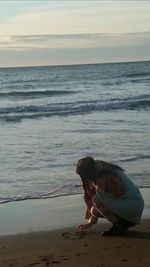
top-left (0, 188), bottom-right (149, 237)
top-left (0, 188), bottom-right (149, 266)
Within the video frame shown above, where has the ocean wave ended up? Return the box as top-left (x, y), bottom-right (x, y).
top-left (0, 96), bottom-right (150, 122)
top-left (0, 184), bottom-right (82, 204)
top-left (0, 193), bottom-right (80, 204)
top-left (118, 154), bottom-right (150, 163)
top-left (0, 89), bottom-right (77, 99)
top-left (123, 71), bottom-right (150, 78)
top-left (0, 184), bottom-right (149, 204)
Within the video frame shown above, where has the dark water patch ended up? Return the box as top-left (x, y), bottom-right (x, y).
top-left (130, 78), bottom-right (150, 83)
top-left (102, 80), bottom-right (125, 86)
top-left (122, 71), bottom-right (150, 78)
top-left (0, 89), bottom-right (77, 100)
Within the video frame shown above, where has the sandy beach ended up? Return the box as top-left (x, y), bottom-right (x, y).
top-left (0, 188), bottom-right (150, 267)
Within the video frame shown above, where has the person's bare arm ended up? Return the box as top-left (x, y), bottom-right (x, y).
top-left (83, 182), bottom-right (96, 219)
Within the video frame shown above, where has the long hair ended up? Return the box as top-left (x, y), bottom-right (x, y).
top-left (76, 156), bottom-right (123, 219)
top-left (82, 181), bottom-right (96, 219)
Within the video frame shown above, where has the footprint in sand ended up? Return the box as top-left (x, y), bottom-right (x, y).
top-left (59, 255), bottom-right (68, 261)
top-left (39, 255), bottom-right (68, 265)
top-left (62, 231), bottom-right (87, 240)
top-left (29, 262), bottom-right (41, 266)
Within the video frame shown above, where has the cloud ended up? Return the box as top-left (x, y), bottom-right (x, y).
top-left (0, 1), bottom-right (150, 67)
top-left (0, 31), bottom-right (150, 51)
top-left (0, 1), bottom-right (150, 37)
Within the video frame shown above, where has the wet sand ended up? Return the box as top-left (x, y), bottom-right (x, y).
top-left (0, 188), bottom-right (149, 266)
top-left (0, 220), bottom-right (150, 267)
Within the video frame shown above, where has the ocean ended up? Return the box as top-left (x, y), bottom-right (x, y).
top-left (0, 61), bottom-right (150, 204)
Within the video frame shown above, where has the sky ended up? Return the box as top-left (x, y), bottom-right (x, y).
top-left (0, 0), bottom-right (150, 67)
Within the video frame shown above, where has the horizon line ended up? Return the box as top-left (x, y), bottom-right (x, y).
top-left (0, 59), bottom-right (150, 70)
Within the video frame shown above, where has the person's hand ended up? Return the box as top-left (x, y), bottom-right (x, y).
top-left (76, 222), bottom-right (93, 233)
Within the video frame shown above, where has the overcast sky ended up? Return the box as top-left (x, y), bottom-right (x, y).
top-left (0, 0), bottom-right (150, 67)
